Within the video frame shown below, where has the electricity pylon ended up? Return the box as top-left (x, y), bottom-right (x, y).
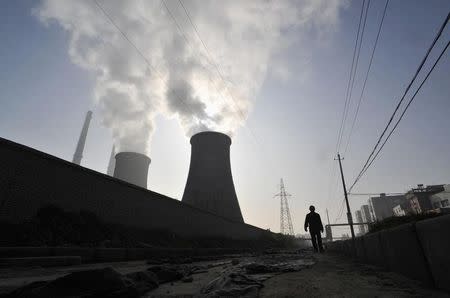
top-left (274, 178), bottom-right (294, 235)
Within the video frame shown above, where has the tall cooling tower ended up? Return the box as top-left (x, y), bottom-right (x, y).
top-left (182, 131), bottom-right (244, 222)
top-left (113, 152), bottom-right (150, 189)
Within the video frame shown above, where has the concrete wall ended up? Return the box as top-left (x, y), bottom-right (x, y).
top-left (416, 215), bottom-right (450, 291)
top-left (327, 215), bottom-right (450, 292)
top-left (0, 137), bottom-right (268, 241)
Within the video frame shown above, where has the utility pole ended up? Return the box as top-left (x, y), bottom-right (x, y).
top-left (335, 153), bottom-right (356, 251)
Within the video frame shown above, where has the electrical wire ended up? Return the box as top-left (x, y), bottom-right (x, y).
top-left (348, 12), bottom-right (450, 193)
top-left (326, 0), bottom-right (368, 215)
top-left (335, 0), bottom-right (368, 154)
top-left (92, 0), bottom-right (196, 118)
top-left (344, 0), bottom-right (390, 155)
top-left (350, 39), bottom-right (450, 190)
top-left (175, 0), bottom-right (280, 176)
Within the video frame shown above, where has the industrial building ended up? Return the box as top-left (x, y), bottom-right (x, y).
top-left (406, 184), bottom-right (445, 214)
top-left (430, 184), bottom-right (450, 211)
top-left (368, 193), bottom-right (407, 221)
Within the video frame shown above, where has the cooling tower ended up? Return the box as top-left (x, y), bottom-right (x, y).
top-left (182, 131), bottom-right (244, 222)
top-left (113, 152), bottom-right (150, 189)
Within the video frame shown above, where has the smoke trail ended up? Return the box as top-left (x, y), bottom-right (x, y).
top-left (35, 0), bottom-right (346, 154)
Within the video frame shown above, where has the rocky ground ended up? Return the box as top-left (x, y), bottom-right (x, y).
top-left (0, 250), bottom-right (448, 297)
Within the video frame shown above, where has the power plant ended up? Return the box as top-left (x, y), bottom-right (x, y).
top-left (113, 152), bottom-right (151, 189)
top-left (72, 112), bottom-right (243, 221)
top-left (72, 110), bottom-right (92, 165)
top-left (182, 131), bottom-right (244, 222)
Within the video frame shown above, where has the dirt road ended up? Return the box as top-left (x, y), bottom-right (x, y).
top-left (1, 252), bottom-right (448, 297)
top-left (260, 253), bottom-right (448, 297)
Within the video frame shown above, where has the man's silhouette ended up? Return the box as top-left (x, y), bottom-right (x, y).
top-left (304, 205), bottom-right (324, 253)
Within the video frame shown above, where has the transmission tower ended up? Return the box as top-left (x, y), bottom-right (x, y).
top-left (274, 178), bottom-right (294, 235)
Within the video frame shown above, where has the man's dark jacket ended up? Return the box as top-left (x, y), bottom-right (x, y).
top-left (304, 212), bottom-right (324, 232)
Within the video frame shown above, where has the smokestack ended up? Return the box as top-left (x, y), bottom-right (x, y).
top-left (106, 145), bottom-right (116, 176)
top-left (113, 152), bottom-right (150, 188)
top-left (72, 110), bottom-right (93, 165)
top-left (182, 131), bottom-right (244, 222)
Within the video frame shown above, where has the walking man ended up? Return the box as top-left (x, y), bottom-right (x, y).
top-left (304, 205), bottom-right (324, 252)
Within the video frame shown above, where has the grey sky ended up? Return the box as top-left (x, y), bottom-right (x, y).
top-left (0, 0), bottom-right (449, 235)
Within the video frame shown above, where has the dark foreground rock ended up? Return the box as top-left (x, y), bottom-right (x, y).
top-left (1, 267), bottom-right (158, 298)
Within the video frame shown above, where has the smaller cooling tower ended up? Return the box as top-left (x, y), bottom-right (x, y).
top-left (113, 152), bottom-right (150, 189)
top-left (182, 131), bottom-right (244, 222)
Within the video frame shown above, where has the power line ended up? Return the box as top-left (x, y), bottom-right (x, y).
top-left (348, 12), bottom-right (450, 192)
top-left (344, 0), bottom-right (371, 142)
top-left (334, 199), bottom-right (346, 223)
top-left (344, 0), bottom-right (390, 155)
top-left (352, 39), bottom-right (450, 188)
top-left (335, 0), bottom-right (368, 154)
top-left (160, 0), bottom-right (234, 116)
top-left (91, 0), bottom-right (196, 118)
top-left (177, 0), bottom-right (248, 123)
top-left (175, 0), bottom-right (280, 176)
top-left (326, 0), bottom-right (368, 213)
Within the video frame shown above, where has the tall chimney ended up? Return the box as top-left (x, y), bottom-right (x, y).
top-left (182, 131), bottom-right (244, 222)
top-left (113, 152), bottom-right (150, 188)
top-left (106, 145), bottom-right (116, 176)
top-left (72, 110), bottom-right (93, 165)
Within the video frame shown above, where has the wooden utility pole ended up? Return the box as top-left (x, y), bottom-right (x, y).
top-left (336, 153), bottom-right (356, 251)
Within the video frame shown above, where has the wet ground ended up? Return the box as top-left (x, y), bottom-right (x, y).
top-left (0, 251), bottom-right (448, 297)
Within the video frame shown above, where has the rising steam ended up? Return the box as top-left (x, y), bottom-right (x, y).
top-left (36, 0), bottom-right (345, 154)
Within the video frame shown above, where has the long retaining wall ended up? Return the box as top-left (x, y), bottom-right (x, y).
top-left (0, 137), bottom-right (268, 241)
top-left (327, 215), bottom-right (450, 292)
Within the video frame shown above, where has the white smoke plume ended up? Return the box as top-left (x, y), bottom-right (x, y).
top-left (35, 0), bottom-right (346, 154)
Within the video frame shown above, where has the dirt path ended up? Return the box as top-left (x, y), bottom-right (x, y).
top-left (260, 253), bottom-right (449, 298)
top-left (1, 252), bottom-right (448, 297)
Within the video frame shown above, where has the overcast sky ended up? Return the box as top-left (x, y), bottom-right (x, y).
top-left (1, 0), bottom-right (449, 236)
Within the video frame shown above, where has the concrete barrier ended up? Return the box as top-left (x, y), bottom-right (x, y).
top-left (0, 256), bottom-right (81, 267)
top-left (416, 215), bottom-right (450, 291)
top-left (94, 248), bottom-right (127, 262)
top-left (344, 240), bottom-right (353, 256)
top-left (380, 223), bottom-right (432, 285)
top-left (327, 216), bottom-right (450, 293)
top-left (363, 232), bottom-right (386, 268)
top-left (355, 237), bottom-right (366, 261)
top-left (52, 247), bottom-right (96, 262)
top-left (0, 247), bottom-right (51, 258)
top-left (0, 137), bottom-right (268, 242)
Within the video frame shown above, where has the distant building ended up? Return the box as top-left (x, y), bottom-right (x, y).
top-left (393, 204), bottom-right (406, 216)
top-left (360, 204), bottom-right (372, 232)
top-left (368, 193), bottom-right (407, 221)
top-left (429, 184), bottom-right (450, 213)
top-left (355, 210), bottom-right (364, 235)
top-left (407, 184), bottom-right (444, 214)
